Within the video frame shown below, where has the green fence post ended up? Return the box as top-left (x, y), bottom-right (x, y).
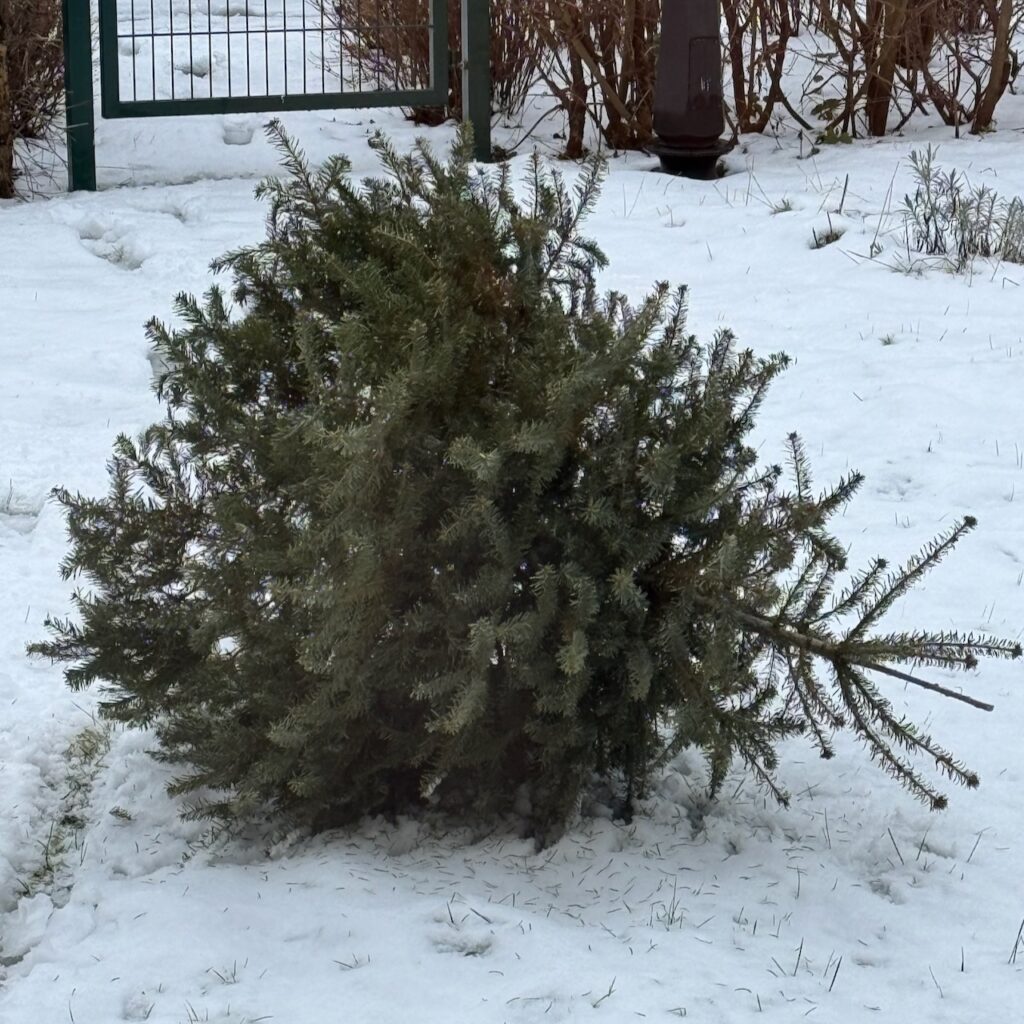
top-left (461, 0), bottom-right (491, 162)
top-left (63, 0), bottom-right (96, 191)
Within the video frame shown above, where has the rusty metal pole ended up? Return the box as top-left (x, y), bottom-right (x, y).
top-left (651, 0), bottom-right (734, 178)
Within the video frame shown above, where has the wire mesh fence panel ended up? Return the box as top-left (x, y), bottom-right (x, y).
top-left (98, 0), bottom-right (446, 116)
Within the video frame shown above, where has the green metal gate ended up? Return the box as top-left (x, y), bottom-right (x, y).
top-left (63, 0), bottom-right (491, 191)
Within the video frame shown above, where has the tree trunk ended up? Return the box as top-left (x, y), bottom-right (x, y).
top-left (564, 40), bottom-right (587, 157)
top-left (972, 0), bottom-right (1012, 132)
top-left (0, 34), bottom-right (14, 199)
top-left (865, 0), bottom-right (910, 136)
top-left (722, 0), bottom-right (752, 129)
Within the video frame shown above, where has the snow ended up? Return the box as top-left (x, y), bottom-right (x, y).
top-left (3, 89), bottom-right (1024, 1022)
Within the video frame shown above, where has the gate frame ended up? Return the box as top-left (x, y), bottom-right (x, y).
top-left (64, 0), bottom-right (491, 191)
top-left (63, 0), bottom-right (97, 191)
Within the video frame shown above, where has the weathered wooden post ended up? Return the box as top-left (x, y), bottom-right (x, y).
top-left (650, 0), bottom-right (733, 178)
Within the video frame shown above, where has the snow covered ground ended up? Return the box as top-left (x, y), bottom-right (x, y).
top-left (2, 92), bottom-right (1024, 1022)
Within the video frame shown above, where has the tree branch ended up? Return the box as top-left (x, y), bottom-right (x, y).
top-left (704, 599), bottom-right (995, 712)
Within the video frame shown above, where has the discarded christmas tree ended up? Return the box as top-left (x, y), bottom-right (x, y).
top-left (31, 125), bottom-right (1021, 838)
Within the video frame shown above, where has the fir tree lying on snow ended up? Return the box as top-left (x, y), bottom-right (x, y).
top-left (30, 125), bottom-right (1021, 840)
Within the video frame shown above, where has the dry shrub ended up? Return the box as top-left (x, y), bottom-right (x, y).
top-left (0, 0), bottom-right (64, 198)
top-left (524, 0), bottom-right (661, 158)
top-left (721, 0), bottom-right (800, 133)
top-left (919, 0), bottom-right (1020, 133)
top-left (321, 0), bottom-right (1020, 152)
top-left (326, 0), bottom-right (661, 158)
top-left (325, 0), bottom-right (544, 124)
top-left (527, 0), bottom-right (1013, 154)
top-left (795, 0), bottom-right (1021, 137)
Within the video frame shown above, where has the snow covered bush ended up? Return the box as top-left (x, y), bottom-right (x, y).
top-left (30, 126), bottom-right (1020, 840)
top-left (903, 146), bottom-right (1024, 272)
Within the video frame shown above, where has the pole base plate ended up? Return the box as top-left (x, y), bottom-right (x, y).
top-left (649, 138), bottom-right (735, 179)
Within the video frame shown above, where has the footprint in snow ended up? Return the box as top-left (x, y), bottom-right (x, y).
top-left (75, 219), bottom-right (149, 271)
